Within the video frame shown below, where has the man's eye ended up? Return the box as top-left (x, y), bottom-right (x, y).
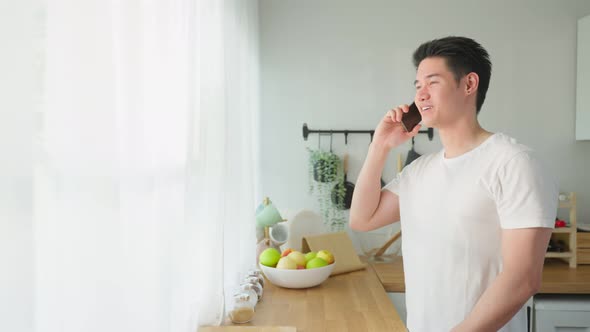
top-left (415, 86), bottom-right (421, 90)
top-left (429, 81), bottom-right (438, 85)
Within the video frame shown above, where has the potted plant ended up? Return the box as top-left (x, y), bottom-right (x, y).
top-left (307, 148), bottom-right (347, 232)
top-left (308, 149), bottom-right (339, 182)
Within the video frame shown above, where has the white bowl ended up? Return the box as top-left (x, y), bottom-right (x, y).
top-left (259, 262), bottom-right (335, 289)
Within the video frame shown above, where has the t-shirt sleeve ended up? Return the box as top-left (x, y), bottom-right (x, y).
top-left (493, 151), bottom-right (558, 229)
top-left (383, 165), bottom-right (408, 195)
top-left (383, 172), bottom-right (401, 195)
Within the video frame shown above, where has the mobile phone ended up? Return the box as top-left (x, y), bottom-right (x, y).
top-left (401, 102), bottom-right (421, 132)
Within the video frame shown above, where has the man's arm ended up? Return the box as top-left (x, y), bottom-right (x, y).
top-left (349, 143), bottom-right (401, 231)
top-left (349, 104), bottom-right (421, 232)
top-left (452, 227), bottom-right (552, 332)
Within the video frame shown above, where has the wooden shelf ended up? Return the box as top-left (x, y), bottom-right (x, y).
top-left (546, 252), bottom-right (574, 258)
top-left (559, 202), bottom-right (574, 209)
top-left (553, 227), bottom-right (575, 233)
top-left (545, 192), bottom-right (577, 268)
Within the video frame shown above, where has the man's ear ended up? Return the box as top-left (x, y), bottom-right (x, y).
top-left (464, 72), bottom-right (479, 95)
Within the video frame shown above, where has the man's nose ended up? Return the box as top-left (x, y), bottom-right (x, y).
top-left (416, 86), bottom-right (430, 102)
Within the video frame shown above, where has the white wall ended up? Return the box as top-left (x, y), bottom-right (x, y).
top-left (259, 0), bottom-right (590, 234)
top-left (0, 1), bottom-right (37, 332)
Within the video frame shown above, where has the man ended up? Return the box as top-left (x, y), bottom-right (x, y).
top-left (349, 36), bottom-right (558, 331)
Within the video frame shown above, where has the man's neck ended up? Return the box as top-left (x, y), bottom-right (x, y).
top-left (438, 117), bottom-right (493, 159)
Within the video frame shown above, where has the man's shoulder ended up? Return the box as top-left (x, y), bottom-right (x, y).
top-left (485, 132), bottom-right (533, 161)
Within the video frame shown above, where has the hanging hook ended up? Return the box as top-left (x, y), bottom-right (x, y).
top-left (344, 131), bottom-right (349, 145)
top-left (317, 132), bottom-right (321, 150)
top-left (369, 131), bottom-right (374, 143)
top-left (329, 131), bottom-right (333, 152)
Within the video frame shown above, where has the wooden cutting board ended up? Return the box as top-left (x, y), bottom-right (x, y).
top-left (302, 231), bottom-right (366, 275)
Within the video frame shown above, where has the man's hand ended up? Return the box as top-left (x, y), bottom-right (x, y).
top-left (372, 104), bottom-right (422, 151)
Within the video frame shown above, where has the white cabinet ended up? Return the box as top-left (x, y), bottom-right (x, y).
top-left (534, 295), bottom-right (590, 331)
top-left (386, 293), bottom-right (534, 330)
top-left (526, 296), bottom-right (534, 332)
top-left (383, 292), bottom-right (590, 332)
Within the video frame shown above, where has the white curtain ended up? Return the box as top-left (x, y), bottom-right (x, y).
top-left (35, 0), bottom-right (259, 331)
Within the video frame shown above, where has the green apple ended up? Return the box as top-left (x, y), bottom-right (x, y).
top-left (259, 248), bottom-right (281, 267)
top-left (287, 251), bottom-right (306, 268)
top-left (276, 256), bottom-right (297, 269)
top-left (316, 250), bottom-right (334, 264)
top-left (306, 257), bottom-right (328, 269)
top-left (304, 251), bottom-right (316, 263)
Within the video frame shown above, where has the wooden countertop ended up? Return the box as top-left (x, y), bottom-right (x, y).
top-left (200, 257), bottom-right (590, 331)
top-left (371, 256), bottom-right (406, 292)
top-left (200, 327), bottom-right (296, 332)
top-left (539, 259), bottom-right (590, 293)
top-left (372, 256), bottom-right (590, 294)
top-left (219, 265), bottom-right (406, 332)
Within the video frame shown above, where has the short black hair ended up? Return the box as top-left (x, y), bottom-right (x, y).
top-left (412, 36), bottom-right (492, 114)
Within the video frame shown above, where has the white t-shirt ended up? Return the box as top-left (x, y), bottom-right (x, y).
top-left (384, 133), bottom-right (558, 332)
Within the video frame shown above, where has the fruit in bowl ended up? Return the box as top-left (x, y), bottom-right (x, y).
top-left (259, 248), bottom-right (281, 267)
top-left (306, 257), bottom-right (328, 269)
top-left (276, 256), bottom-right (297, 269)
top-left (287, 251), bottom-right (306, 269)
top-left (258, 249), bottom-right (335, 289)
top-left (316, 250), bottom-right (335, 264)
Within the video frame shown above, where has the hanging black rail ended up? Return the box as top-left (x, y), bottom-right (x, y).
top-left (302, 123), bottom-right (434, 144)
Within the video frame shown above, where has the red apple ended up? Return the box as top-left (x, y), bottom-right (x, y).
top-left (280, 248), bottom-right (293, 257)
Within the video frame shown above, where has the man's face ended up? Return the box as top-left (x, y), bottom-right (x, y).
top-left (414, 57), bottom-right (466, 129)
